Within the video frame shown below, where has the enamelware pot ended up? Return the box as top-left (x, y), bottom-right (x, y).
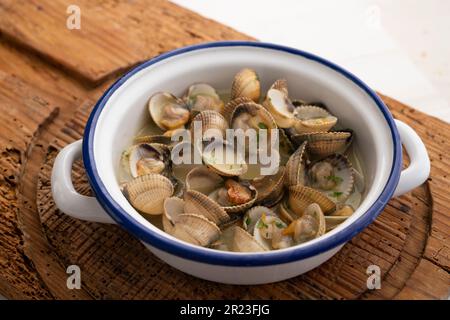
top-left (51, 42), bottom-right (430, 284)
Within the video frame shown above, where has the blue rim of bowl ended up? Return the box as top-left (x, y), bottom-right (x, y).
top-left (82, 41), bottom-right (402, 266)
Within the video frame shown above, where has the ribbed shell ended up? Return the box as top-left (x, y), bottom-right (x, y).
top-left (230, 68), bottom-right (261, 102)
top-left (123, 174), bottom-right (174, 215)
top-left (170, 213), bottom-right (220, 247)
top-left (285, 142), bottom-right (308, 187)
top-left (162, 197), bottom-right (185, 234)
top-left (293, 105), bottom-right (337, 133)
top-left (230, 101), bottom-right (277, 131)
top-left (222, 97), bottom-right (254, 122)
top-left (291, 131), bottom-right (352, 158)
top-left (288, 185), bottom-right (336, 215)
top-left (307, 154), bottom-right (355, 202)
top-left (252, 166), bottom-right (286, 207)
top-left (190, 110), bottom-right (228, 139)
top-left (262, 88), bottom-right (295, 128)
top-left (183, 190), bottom-right (229, 225)
top-left (231, 226), bottom-right (267, 252)
top-left (270, 79), bottom-right (288, 95)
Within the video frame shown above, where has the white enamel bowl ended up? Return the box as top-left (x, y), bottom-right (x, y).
top-left (51, 42), bottom-right (430, 284)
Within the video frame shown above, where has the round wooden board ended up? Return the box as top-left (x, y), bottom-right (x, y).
top-left (30, 99), bottom-right (440, 300)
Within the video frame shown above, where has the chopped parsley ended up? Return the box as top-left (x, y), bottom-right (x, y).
top-left (258, 122), bottom-right (268, 130)
top-left (326, 175), bottom-right (343, 184)
top-left (275, 221), bottom-right (285, 229)
top-left (257, 219), bottom-right (268, 229)
top-left (245, 217), bottom-right (251, 226)
top-left (331, 191), bottom-right (343, 198)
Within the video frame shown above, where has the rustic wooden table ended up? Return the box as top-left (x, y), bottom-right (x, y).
top-left (0, 0), bottom-right (448, 299)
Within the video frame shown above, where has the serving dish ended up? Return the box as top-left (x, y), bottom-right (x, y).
top-left (51, 42), bottom-right (430, 284)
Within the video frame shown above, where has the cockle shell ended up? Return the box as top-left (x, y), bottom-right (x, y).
top-left (230, 68), bottom-right (261, 103)
top-left (288, 185), bottom-right (336, 216)
top-left (148, 92), bottom-right (190, 131)
top-left (231, 226), bottom-right (267, 252)
top-left (293, 105), bottom-right (337, 133)
top-left (263, 87), bottom-right (295, 128)
top-left (285, 142), bottom-right (308, 187)
top-left (190, 110), bottom-right (228, 140)
top-left (291, 131), bottom-right (353, 158)
top-left (183, 190), bottom-right (230, 225)
top-left (123, 174), bottom-right (174, 215)
top-left (186, 83), bottom-right (224, 114)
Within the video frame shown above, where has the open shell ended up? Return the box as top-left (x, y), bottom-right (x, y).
top-left (190, 110), bottom-right (228, 140)
top-left (125, 143), bottom-right (171, 178)
top-left (162, 197), bottom-right (186, 234)
top-left (230, 68), bottom-right (261, 102)
top-left (201, 139), bottom-right (248, 176)
top-left (284, 203), bottom-right (326, 244)
top-left (170, 214), bottom-right (220, 247)
top-left (293, 105), bottom-right (337, 133)
top-left (221, 97), bottom-right (254, 122)
top-left (307, 154), bottom-right (355, 202)
top-left (183, 189), bottom-right (230, 225)
top-left (285, 142), bottom-right (308, 187)
top-left (186, 166), bottom-right (257, 213)
top-left (291, 131), bottom-right (353, 158)
top-left (263, 88), bottom-right (295, 128)
top-left (288, 185), bottom-right (336, 216)
top-left (231, 226), bottom-right (267, 252)
top-left (186, 83), bottom-right (224, 114)
top-left (270, 79), bottom-right (288, 95)
top-left (253, 215), bottom-right (291, 250)
top-left (251, 166), bottom-right (286, 207)
top-left (123, 174), bottom-right (174, 215)
top-left (148, 92), bottom-right (190, 131)
top-left (243, 206), bottom-right (277, 234)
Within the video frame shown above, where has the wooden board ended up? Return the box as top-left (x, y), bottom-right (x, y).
top-left (0, 0), bottom-right (448, 299)
top-left (0, 0), bottom-right (247, 84)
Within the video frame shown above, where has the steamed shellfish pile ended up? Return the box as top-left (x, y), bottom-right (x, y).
top-left (119, 68), bottom-right (365, 252)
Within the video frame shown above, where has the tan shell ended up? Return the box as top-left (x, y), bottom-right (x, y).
top-left (285, 142), bottom-right (308, 187)
top-left (230, 68), bottom-right (261, 102)
top-left (186, 166), bottom-right (257, 213)
top-left (186, 83), bottom-right (224, 114)
top-left (270, 79), bottom-right (288, 95)
top-left (190, 110), bottom-right (228, 140)
top-left (291, 131), bottom-right (352, 158)
top-left (288, 185), bottom-right (336, 216)
top-left (183, 190), bottom-right (230, 225)
top-left (221, 97), bottom-right (254, 122)
top-left (263, 88), bottom-right (295, 128)
top-left (123, 174), bottom-right (174, 215)
top-left (278, 197), bottom-right (299, 223)
top-left (291, 203), bottom-right (326, 243)
top-left (252, 166), bottom-right (286, 207)
top-left (230, 101), bottom-right (277, 132)
top-left (324, 215), bottom-right (348, 232)
top-left (148, 92), bottom-right (189, 131)
top-left (243, 206), bottom-right (277, 234)
top-left (126, 143), bottom-right (171, 178)
top-left (231, 226), bottom-right (267, 252)
top-left (170, 214), bottom-right (221, 247)
top-left (162, 197), bottom-right (185, 234)
top-left (201, 139), bottom-right (248, 177)
top-left (293, 105), bottom-right (337, 133)
top-left (133, 135), bottom-right (173, 146)
top-left (307, 154), bottom-right (355, 202)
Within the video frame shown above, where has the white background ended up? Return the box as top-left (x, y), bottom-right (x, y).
top-left (173, 0), bottom-right (450, 122)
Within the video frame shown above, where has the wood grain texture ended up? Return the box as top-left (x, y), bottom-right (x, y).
top-left (0, 0), bottom-right (447, 299)
top-left (0, 0), bottom-right (251, 84)
top-left (30, 96), bottom-right (448, 300)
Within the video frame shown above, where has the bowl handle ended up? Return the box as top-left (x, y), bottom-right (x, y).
top-left (393, 120), bottom-right (430, 197)
top-left (51, 139), bottom-right (115, 224)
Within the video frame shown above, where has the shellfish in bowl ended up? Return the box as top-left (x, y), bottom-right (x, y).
top-left (119, 68), bottom-right (366, 252)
